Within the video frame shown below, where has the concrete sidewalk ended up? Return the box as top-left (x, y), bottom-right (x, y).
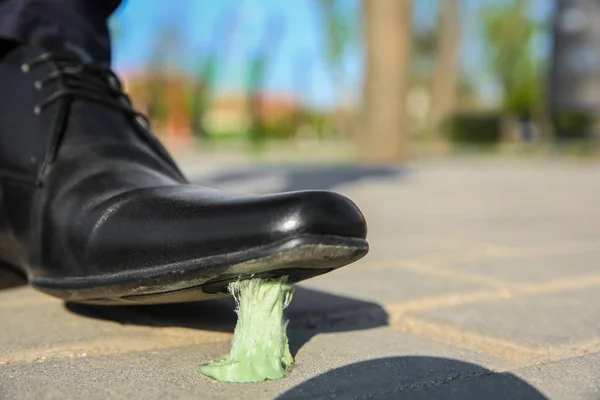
top-left (1, 158), bottom-right (599, 399)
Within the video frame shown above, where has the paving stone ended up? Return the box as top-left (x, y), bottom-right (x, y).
top-left (3, 159), bottom-right (600, 398)
top-left (512, 352), bottom-right (600, 400)
top-left (2, 305), bottom-right (145, 354)
top-left (286, 286), bottom-right (389, 331)
top-left (417, 287), bottom-right (600, 347)
top-left (351, 234), bottom-right (502, 263)
top-left (0, 285), bottom-right (391, 364)
top-left (300, 268), bottom-right (481, 304)
top-left (277, 359), bottom-right (548, 400)
top-left (0, 327), bottom-right (508, 400)
top-left (441, 249), bottom-right (600, 284)
top-left (0, 287), bottom-right (175, 357)
top-left (61, 286), bottom-right (391, 334)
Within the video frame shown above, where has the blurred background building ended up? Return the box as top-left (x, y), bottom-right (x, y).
top-left (110, 0), bottom-right (599, 162)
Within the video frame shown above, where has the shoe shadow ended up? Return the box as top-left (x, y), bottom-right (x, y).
top-left (276, 356), bottom-right (547, 400)
top-left (0, 263), bottom-right (27, 290)
top-left (65, 286), bottom-right (389, 357)
top-left (193, 164), bottom-right (402, 193)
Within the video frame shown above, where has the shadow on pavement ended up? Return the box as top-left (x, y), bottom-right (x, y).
top-left (66, 286), bottom-right (389, 357)
top-left (194, 164), bottom-right (402, 193)
top-left (0, 263), bottom-right (26, 290)
top-left (276, 356), bottom-right (547, 400)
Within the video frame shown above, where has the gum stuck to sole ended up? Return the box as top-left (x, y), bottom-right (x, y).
top-left (199, 277), bottom-right (294, 383)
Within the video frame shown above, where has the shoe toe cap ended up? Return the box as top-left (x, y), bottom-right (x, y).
top-left (273, 190), bottom-right (367, 240)
top-left (81, 187), bottom-right (367, 274)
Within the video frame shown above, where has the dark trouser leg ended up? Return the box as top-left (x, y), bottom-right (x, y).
top-left (0, 0), bottom-right (122, 64)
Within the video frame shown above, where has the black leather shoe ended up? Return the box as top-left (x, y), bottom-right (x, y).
top-left (0, 40), bottom-right (368, 304)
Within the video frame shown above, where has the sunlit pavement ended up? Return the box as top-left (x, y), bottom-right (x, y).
top-left (2, 157), bottom-right (599, 399)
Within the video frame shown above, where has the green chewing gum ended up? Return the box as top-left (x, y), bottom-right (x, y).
top-left (200, 277), bottom-right (294, 383)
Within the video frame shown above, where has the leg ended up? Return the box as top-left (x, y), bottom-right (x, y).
top-left (0, 0), bottom-right (121, 63)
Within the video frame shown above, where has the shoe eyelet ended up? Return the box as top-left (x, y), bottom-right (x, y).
top-left (21, 64), bottom-right (30, 73)
top-left (108, 75), bottom-right (119, 89)
top-left (34, 81), bottom-right (42, 90)
top-left (34, 106), bottom-right (41, 115)
top-left (135, 115), bottom-right (149, 130)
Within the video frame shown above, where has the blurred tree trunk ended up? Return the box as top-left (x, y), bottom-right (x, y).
top-left (430, 0), bottom-right (460, 133)
top-left (359, 0), bottom-right (412, 163)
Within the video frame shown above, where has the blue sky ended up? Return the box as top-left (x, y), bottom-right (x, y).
top-left (110, 0), bottom-right (554, 109)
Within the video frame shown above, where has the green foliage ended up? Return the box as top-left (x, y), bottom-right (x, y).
top-left (190, 53), bottom-right (219, 139)
top-left (481, 0), bottom-right (545, 116)
top-left (552, 111), bottom-right (594, 140)
top-left (444, 113), bottom-right (502, 146)
top-left (146, 73), bottom-right (168, 122)
top-left (412, 28), bottom-right (437, 78)
top-left (260, 119), bottom-right (296, 140)
top-left (245, 17), bottom-right (286, 143)
top-left (502, 58), bottom-right (544, 116)
top-left (316, 0), bottom-right (358, 72)
top-left (303, 110), bottom-right (335, 139)
top-left (316, 0), bottom-right (359, 107)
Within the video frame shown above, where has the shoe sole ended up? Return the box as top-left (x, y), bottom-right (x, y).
top-left (29, 235), bottom-right (368, 305)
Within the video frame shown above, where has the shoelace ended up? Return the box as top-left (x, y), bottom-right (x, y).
top-left (19, 51), bottom-right (185, 179)
top-left (21, 52), bottom-right (150, 128)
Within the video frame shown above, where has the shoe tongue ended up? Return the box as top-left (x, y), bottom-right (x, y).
top-left (36, 36), bottom-right (93, 63)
